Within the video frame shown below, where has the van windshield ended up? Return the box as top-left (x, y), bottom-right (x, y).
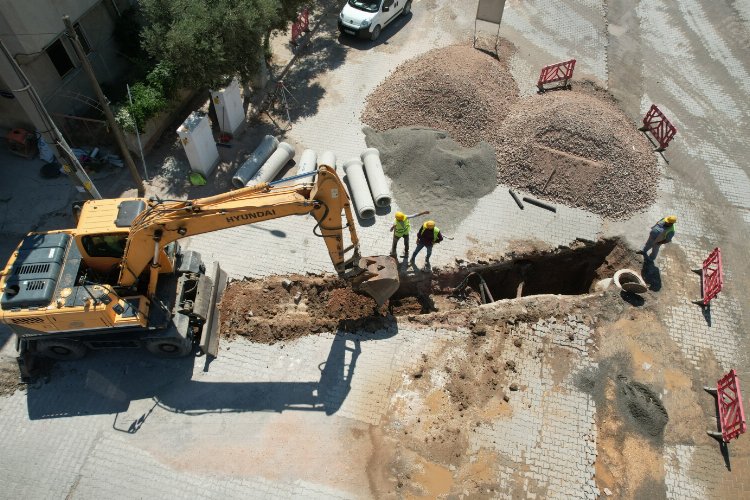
top-left (348, 0), bottom-right (380, 13)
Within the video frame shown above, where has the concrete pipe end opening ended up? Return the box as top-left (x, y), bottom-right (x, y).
top-left (375, 195), bottom-right (392, 207)
top-left (359, 207), bottom-right (376, 219)
top-left (614, 269), bottom-right (648, 294)
top-left (277, 142), bottom-right (296, 156)
top-left (231, 176), bottom-right (246, 189)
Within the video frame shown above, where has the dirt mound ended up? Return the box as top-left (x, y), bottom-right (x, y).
top-left (218, 275), bottom-right (388, 343)
top-left (364, 127), bottom-right (497, 230)
top-left (494, 84), bottom-right (658, 218)
top-left (616, 376), bottom-right (669, 438)
top-left (361, 44), bottom-right (519, 148)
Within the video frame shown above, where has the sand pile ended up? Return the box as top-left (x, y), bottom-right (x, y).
top-left (364, 127), bottom-right (497, 230)
top-left (361, 44), bottom-right (519, 148)
top-left (361, 44), bottom-right (658, 219)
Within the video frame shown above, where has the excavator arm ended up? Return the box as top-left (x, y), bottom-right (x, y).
top-left (118, 166), bottom-right (399, 305)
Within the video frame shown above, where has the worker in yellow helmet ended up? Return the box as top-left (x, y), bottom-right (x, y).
top-left (639, 215), bottom-right (677, 261)
top-left (410, 220), bottom-right (444, 271)
top-left (390, 210), bottom-right (429, 259)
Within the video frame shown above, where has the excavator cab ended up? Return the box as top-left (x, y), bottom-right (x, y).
top-left (353, 255), bottom-right (400, 307)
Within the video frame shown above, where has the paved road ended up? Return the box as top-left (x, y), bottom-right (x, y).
top-left (1, 0), bottom-right (749, 498)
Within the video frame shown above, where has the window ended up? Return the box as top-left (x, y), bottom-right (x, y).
top-left (74, 23), bottom-right (92, 54)
top-left (46, 39), bottom-right (74, 77)
top-left (81, 234), bottom-right (127, 258)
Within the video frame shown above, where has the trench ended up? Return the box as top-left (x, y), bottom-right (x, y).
top-left (389, 239), bottom-right (630, 315)
top-left (219, 239), bottom-right (636, 343)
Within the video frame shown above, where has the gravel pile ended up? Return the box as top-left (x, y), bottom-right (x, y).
top-left (364, 127), bottom-right (496, 230)
top-left (361, 44), bottom-right (519, 148)
top-left (495, 84), bottom-right (658, 218)
top-left (362, 43), bottom-right (658, 219)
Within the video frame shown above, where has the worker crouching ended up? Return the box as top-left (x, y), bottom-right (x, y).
top-left (410, 220), bottom-right (444, 271)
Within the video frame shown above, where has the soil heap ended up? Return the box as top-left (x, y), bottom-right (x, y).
top-left (361, 44), bottom-right (519, 148)
top-left (361, 44), bottom-right (658, 219)
top-left (494, 84), bottom-right (658, 218)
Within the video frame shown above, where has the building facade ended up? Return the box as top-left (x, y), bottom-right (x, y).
top-left (0, 0), bottom-right (135, 132)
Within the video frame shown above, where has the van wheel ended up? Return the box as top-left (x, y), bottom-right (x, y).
top-left (403, 0), bottom-right (412, 15)
top-left (370, 25), bottom-right (381, 41)
top-left (145, 337), bottom-right (193, 358)
top-left (38, 340), bottom-right (87, 360)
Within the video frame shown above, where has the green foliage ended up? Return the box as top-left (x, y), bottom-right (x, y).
top-left (114, 60), bottom-right (179, 133)
top-left (139, 0), bottom-right (308, 89)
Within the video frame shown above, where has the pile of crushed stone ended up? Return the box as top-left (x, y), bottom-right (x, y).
top-left (361, 42), bottom-right (658, 219)
top-left (364, 127), bottom-right (497, 230)
top-left (361, 44), bottom-right (519, 148)
top-left (494, 84), bottom-right (658, 218)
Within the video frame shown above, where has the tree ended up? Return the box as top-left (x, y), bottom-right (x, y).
top-left (139, 0), bottom-right (307, 89)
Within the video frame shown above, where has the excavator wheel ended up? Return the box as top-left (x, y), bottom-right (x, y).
top-left (37, 339), bottom-right (88, 361)
top-left (145, 337), bottom-right (193, 358)
top-left (354, 256), bottom-right (401, 306)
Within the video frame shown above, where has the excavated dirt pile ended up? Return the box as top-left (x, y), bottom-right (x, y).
top-left (361, 44), bottom-right (658, 219)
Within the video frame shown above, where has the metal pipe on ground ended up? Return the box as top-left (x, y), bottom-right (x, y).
top-left (522, 196), bottom-right (557, 213)
top-left (361, 148), bottom-right (392, 207)
top-left (246, 142), bottom-right (295, 186)
top-left (232, 135), bottom-right (278, 188)
top-left (343, 158), bottom-right (376, 219)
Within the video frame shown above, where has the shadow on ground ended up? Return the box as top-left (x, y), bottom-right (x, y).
top-left (25, 321), bottom-right (398, 422)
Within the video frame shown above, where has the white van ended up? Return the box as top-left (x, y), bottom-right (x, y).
top-left (338, 0), bottom-right (412, 41)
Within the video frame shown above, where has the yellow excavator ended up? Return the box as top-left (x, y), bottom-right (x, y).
top-left (0, 166), bottom-right (399, 379)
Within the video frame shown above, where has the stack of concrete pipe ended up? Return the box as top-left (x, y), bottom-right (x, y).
top-left (342, 148), bottom-right (392, 219)
top-left (246, 142), bottom-right (295, 186)
top-left (232, 135), bottom-right (278, 188)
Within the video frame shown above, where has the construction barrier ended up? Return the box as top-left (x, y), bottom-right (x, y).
top-left (706, 370), bottom-right (747, 443)
top-left (537, 59), bottom-right (576, 92)
top-left (291, 8), bottom-right (310, 46)
top-left (639, 104), bottom-right (677, 151)
top-left (693, 247), bottom-right (723, 306)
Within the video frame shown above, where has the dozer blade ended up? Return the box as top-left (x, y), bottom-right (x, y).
top-left (198, 262), bottom-right (228, 357)
top-left (353, 255), bottom-right (400, 306)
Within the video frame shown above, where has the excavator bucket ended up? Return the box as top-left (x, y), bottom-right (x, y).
top-left (353, 255), bottom-right (400, 306)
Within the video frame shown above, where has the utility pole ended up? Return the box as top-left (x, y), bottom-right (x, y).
top-left (0, 39), bottom-right (101, 199)
top-left (63, 15), bottom-right (145, 196)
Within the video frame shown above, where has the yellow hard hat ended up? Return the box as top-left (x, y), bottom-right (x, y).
top-left (424, 220), bottom-right (435, 229)
top-left (395, 211), bottom-right (406, 221)
top-left (664, 215), bottom-right (677, 224)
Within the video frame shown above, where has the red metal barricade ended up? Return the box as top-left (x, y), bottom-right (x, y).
top-left (537, 59), bottom-right (576, 91)
top-left (639, 104), bottom-right (677, 151)
top-left (716, 370), bottom-right (746, 442)
top-left (699, 247), bottom-right (724, 306)
top-left (291, 8), bottom-right (310, 45)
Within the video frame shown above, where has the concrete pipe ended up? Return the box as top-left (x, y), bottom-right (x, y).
top-left (232, 135), bottom-right (278, 188)
top-left (614, 269), bottom-right (648, 294)
top-left (361, 148), bottom-right (392, 207)
top-left (317, 150), bottom-right (336, 169)
top-left (343, 158), bottom-right (375, 219)
top-left (247, 142), bottom-right (296, 186)
top-left (297, 149), bottom-right (318, 176)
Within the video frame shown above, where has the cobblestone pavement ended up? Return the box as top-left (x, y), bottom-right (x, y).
top-left (1, 0), bottom-right (750, 498)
